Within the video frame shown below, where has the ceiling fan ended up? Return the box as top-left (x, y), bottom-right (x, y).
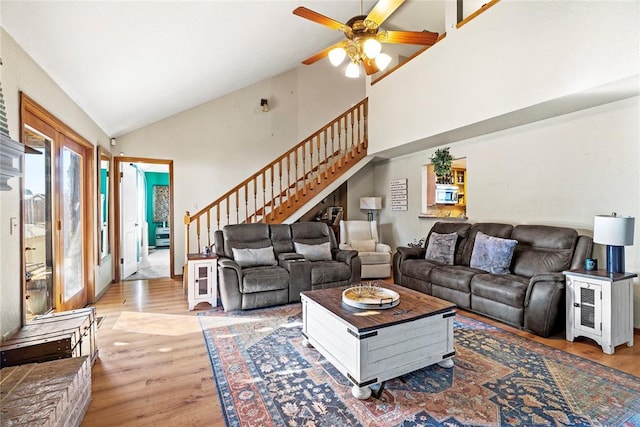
top-left (293, 0), bottom-right (438, 78)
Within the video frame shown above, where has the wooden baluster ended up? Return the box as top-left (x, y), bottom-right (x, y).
top-left (316, 135), bottom-right (322, 185)
top-left (337, 118), bottom-right (344, 169)
top-left (184, 211), bottom-right (191, 257)
top-left (323, 129), bottom-right (329, 180)
top-left (242, 183), bottom-right (247, 223)
top-left (206, 211), bottom-right (211, 247)
top-left (301, 144), bottom-right (307, 195)
top-left (216, 204), bottom-right (221, 231)
top-left (270, 165), bottom-right (275, 221)
top-left (330, 123), bottom-right (337, 174)
top-left (253, 177), bottom-right (258, 222)
top-left (278, 160), bottom-right (283, 214)
top-left (363, 100), bottom-right (368, 150)
top-left (196, 217), bottom-right (201, 251)
top-left (286, 155), bottom-right (291, 207)
top-left (225, 197), bottom-right (230, 226)
top-left (307, 138), bottom-right (314, 191)
top-left (294, 149), bottom-right (300, 201)
top-left (356, 106), bottom-right (362, 154)
top-left (349, 109), bottom-right (355, 160)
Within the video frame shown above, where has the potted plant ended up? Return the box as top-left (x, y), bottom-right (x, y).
top-left (430, 147), bottom-right (454, 183)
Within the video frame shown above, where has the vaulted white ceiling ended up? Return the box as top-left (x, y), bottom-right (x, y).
top-left (1, 1), bottom-right (442, 137)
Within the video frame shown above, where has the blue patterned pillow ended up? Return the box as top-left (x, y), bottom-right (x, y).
top-left (470, 231), bottom-right (518, 274)
top-left (425, 232), bottom-right (458, 265)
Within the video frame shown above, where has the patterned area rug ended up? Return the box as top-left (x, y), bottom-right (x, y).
top-left (199, 304), bottom-right (640, 426)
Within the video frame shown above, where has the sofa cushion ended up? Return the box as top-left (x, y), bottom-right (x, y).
top-left (430, 265), bottom-right (484, 293)
top-left (241, 266), bottom-right (289, 293)
top-left (294, 241), bottom-right (332, 261)
top-left (270, 224), bottom-right (294, 255)
top-left (358, 252), bottom-right (391, 265)
top-left (470, 232), bottom-right (517, 274)
top-left (232, 246), bottom-right (277, 268)
top-left (470, 273), bottom-right (529, 308)
top-left (349, 239), bottom-right (376, 252)
top-left (425, 232), bottom-right (457, 265)
top-left (427, 222), bottom-right (472, 265)
top-left (511, 225), bottom-right (577, 277)
top-left (309, 261), bottom-right (352, 285)
top-left (461, 223), bottom-right (514, 266)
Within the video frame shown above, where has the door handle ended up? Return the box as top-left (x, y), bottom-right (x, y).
top-left (25, 247), bottom-right (36, 251)
top-left (574, 303), bottom-right (580, 308)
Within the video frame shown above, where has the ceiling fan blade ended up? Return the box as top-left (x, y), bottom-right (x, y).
top-left (365, 0), bottom-right (405, 27)
top-left (293, 7), bottom-right (347, 31)
top-left (301, 41), bottom-right (345, 65)
top-left (363, 58), bottom-right (380, 75)
top-left (381, 30), bottom-right (439, 45)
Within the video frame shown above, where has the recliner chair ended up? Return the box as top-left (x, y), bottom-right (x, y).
top-left (339, 220), bottom-right (391, 279)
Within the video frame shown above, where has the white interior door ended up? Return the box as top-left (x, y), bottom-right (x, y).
top-left (121, 163), bottom-right (138, 279)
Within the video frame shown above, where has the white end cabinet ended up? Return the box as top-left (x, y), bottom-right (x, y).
top-left (186, 253), bottom-right (217, 310)
top-left (564, 269), bottom-right (637, 354)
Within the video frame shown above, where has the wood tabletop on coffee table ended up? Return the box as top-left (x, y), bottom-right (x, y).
top-left (301, 283), bottom-right (456, 333)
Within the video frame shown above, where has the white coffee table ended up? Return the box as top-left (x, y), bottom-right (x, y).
top-left (301, 283), bottom-right (456, 399)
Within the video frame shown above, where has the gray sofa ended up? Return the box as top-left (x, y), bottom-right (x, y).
top-left (393, 222), bottom-right (593, 337)
top-left (214, 222), bottom-right (361, 311)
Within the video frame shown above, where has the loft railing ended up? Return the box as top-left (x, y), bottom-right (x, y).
top-left (184, 98), bottom-right (368, 256)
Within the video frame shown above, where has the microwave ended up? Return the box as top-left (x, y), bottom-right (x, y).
top-left (435, 184), bottom-right (458, 205)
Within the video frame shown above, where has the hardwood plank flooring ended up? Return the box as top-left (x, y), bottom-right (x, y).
top-left (83, 277), bottom-right (640, 426)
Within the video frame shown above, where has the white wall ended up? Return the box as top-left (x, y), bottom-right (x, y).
top-left (367, 1), bottom-right (639, 156)
top-left (1, 29), bottom-right (112, 338)
top-left (371, 97), bottom-right (640, 326)
top-left (116, 60), bottom-right (365, 274)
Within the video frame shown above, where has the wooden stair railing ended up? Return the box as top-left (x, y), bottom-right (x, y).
top-left (184, 98), bottom-right (368, 256)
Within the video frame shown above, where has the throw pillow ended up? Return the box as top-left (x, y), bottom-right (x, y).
top-left (425, 232), bottom-right (458, 265)
top-left (470, 231), bottom-right (518, 274)
top-left (349, 239), bottom-right (376, 252)
top-left (294, 241), bottom-right (332, 261)
top-left (232, 246), bottom-right (277, 268)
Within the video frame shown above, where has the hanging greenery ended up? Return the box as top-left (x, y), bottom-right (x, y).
top-left (430, 147), bottom-right (453, 182)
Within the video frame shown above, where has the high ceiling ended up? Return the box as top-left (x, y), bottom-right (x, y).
top-left (2, 1), bottom-right (442, 138)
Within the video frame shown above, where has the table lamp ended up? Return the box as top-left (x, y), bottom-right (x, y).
top-left (360, 197), bottom-right (382, 221)
top-left (593, 213), bottom-right (635, 273)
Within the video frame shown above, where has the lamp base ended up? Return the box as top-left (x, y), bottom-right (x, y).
top-left (367, 211), bottom-right (373, 222)
top-left (605, 245), bottom-right (625, 273)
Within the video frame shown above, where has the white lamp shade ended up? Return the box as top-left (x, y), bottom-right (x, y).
top-left (375, 53), bottom-right (392, 71)
top-left (593, 215), bottom-right (635, 246)
top-left (345, 61), bottom-right (360, 78)
top-left (363, 38), bottom-right (382, 58)
top-left (328, 47), bottom-right (346, 67)
top-left (360, 197), bottom-right (382, 210)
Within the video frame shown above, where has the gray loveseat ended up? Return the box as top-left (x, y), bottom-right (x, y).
top-left (214, 222), bottom-right (361, 311)
top-left (393, 222), bottom-right (593, 337)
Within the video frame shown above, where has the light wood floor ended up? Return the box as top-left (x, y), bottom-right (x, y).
top-left (82, 278), bottom-right (640, 426)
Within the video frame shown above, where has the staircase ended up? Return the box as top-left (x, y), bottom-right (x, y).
top-left (184, 98), bottom-right (369, 255)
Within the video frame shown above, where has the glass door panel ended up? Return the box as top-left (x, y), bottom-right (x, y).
top-left (60, 144), bottom-right (85, 303)
top-left (24, 128), bottom-right (54, 319)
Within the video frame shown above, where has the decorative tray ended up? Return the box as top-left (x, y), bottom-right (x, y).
top-left (342, 283), bottom-right (400, 309)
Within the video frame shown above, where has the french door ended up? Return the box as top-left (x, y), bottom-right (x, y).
top-left (21, 93), bottom-right (94, 316)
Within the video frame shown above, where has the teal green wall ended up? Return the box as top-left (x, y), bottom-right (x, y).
top-left (145, 172), bottom-right (169, 247)
top-left (100, 168), bottom-right (108, 224)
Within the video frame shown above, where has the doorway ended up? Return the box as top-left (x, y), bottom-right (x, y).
top-left (114, 157), bottom-right (174, 281)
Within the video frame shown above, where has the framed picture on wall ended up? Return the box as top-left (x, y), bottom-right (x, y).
top-left (152, 185), bottom-right (169, 222)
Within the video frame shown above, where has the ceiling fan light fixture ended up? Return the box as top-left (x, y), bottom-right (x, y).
top-left (375, 53), bottom-right (392, 71)
top-left (363, 38), bottom-right (381, 58)
top-left (328, 47), bottom-right (346, 67)
top-left (345, 61), bottom-right (360, 78)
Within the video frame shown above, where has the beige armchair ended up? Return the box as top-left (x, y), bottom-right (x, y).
top-left (339, 220), bottom-right (391, 279)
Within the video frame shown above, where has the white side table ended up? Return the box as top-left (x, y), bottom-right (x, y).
top-left (186, 253), bottom-right (217, 310)
top-left (563, 269), bottom-right (637, 354)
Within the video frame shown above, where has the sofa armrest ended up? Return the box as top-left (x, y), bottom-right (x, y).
top-left (333, 249), bottom-right (361, 284)
top-left (278, 252), bottom-right (305, 262)
top-left (396, 246), bottom-right (426, 260)
top-left (335, 249), bottom-right (358, 263)
top-left (217, 258), bottom-right (243, 311)
top-left (282, 259), bottom-right (312, 302)
top-left (523, 273), bottom-right (566, 337)
top-left (339, 243), bottom-right (352, 250)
